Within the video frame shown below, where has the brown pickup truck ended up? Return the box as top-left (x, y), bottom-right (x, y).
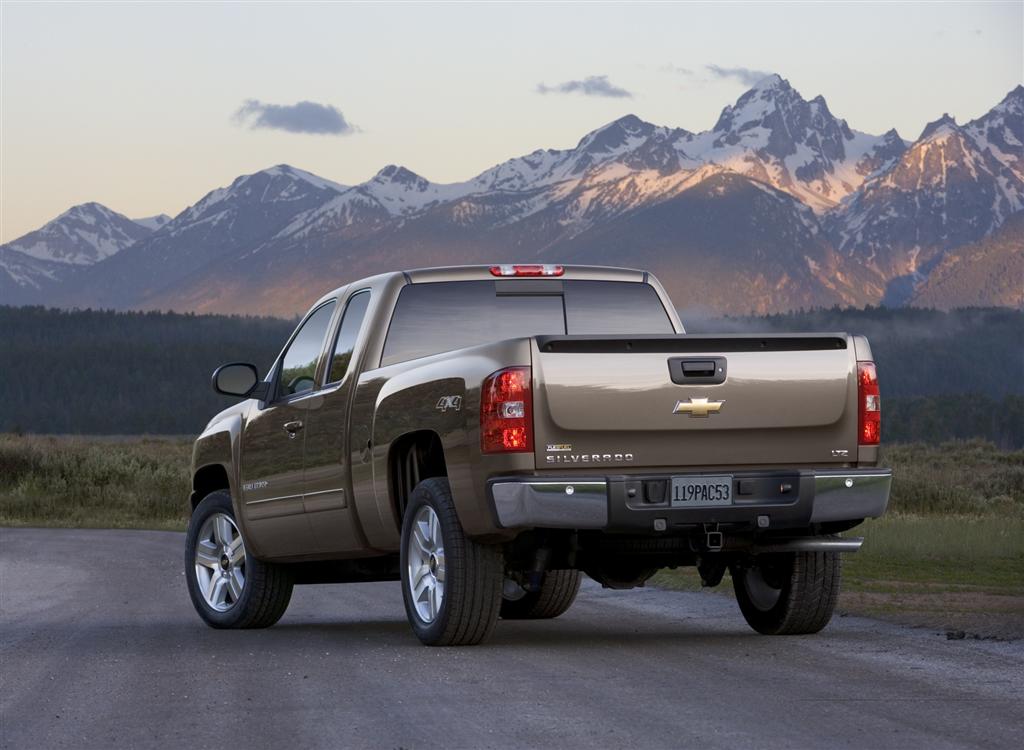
top-left (185, 264), bottom-right (891, 645)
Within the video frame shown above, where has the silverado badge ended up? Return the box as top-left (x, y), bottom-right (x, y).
top-left (673, 397), bottom-right (725, 418)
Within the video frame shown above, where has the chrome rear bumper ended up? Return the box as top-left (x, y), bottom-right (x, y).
top-left (489, 468), bottom-right (891, 535)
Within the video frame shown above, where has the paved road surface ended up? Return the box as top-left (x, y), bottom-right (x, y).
top-left (2, 528), bottom-right (1022, 749)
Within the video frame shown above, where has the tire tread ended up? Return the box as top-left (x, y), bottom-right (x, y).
top-left (733, 550), bottom-right (841, 635)
top-left (501, 570), bottom-right (582, 620)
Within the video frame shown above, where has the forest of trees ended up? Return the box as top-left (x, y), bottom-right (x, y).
top-left (1, 305), bottom-right (1022, 446)
top-left (0, 307), bottom-right (294, 435)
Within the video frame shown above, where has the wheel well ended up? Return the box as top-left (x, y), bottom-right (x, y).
top-left (191, 464), bottom-right (230, 510)
top-left (388, 431), bottom-right (448, 526)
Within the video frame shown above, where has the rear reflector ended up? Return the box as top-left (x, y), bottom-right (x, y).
top-left (857, 361), bottom-right (881, 445)
top-left (481, 367), bottom-right (533, 453)
top-left (489, 264), bottom-right (564, 277)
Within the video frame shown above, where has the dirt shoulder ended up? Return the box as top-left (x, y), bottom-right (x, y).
top-left (838, 584), bottom-right (1024, 641)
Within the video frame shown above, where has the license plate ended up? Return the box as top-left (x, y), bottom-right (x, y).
top-left (670, 476), bottom-right (733, 507)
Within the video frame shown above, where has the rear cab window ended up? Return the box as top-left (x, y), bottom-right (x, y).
top-left (381, 280), bottom-right (673, 366)
top-left (327, 290), bottom-right (372, 384)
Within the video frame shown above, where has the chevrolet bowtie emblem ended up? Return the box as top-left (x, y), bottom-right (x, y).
top-left (673, 397), bottom-right (725, 417)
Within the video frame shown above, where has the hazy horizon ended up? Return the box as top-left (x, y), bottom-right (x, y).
top-left (1, 0), bottom-right (1021, 242)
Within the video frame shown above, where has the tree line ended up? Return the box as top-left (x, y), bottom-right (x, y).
top-left (1, 305), bottom-right (1021, 446)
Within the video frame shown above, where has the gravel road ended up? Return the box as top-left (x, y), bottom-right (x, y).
top-left (2, 527), bottom-right (1021, 749)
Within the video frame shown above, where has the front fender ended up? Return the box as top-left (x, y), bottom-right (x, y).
top-left (191, 408), bottom-right (254, 548)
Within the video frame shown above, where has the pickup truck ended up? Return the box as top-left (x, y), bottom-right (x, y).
top-left (185, 264), bottom-right (891, 646)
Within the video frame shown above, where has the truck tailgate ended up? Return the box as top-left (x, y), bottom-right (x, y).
top-left (531, 335), bottom-right (859, 469)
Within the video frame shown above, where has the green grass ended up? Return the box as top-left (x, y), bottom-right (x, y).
top-left (0, 434), bottom-right (191, 530)
top-left (882, 441), bottom-right (1024, 517)
top-left (844, 515), bottom-right (1024, 591)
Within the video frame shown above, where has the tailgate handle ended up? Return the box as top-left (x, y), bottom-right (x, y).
top-left (682, 361), bottom-right (716, 377)
top-left (669, 356), bottom-right (727, 385)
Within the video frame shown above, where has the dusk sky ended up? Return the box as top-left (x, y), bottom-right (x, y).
top-left (1, 0), bottom-right (1021, 242)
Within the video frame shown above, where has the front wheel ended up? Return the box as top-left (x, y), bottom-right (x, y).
top-left (730, 551), bottom-right (841, 635)
top-left (400, 478), bottom-right (503, 646)
top-left (185, 490), bottom-right (293, 629)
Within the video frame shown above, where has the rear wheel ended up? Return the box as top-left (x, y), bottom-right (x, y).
top-left (400, 478), bottom-right (503, 646)
top-left (501, 570), bottom-right (582, 619)
top-left (185, 490), bottom-right (293, 629)
top-left (731, 551), bottom-right (841, 635)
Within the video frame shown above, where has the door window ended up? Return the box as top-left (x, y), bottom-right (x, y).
top-left (327, 291), bottom-right (372, 384)
top-left (277, 301), bottom-right (336, 398)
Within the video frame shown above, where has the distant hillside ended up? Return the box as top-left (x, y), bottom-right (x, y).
top-left (1, 305), bottom-right (1021, 446)
top-left (910, 214), bottom-right (1024, 310)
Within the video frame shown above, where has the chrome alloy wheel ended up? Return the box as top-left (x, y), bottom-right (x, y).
top-left (406, 505), bottom-right (446, 623)
top-left (194, 513), bottom-right (246, 612)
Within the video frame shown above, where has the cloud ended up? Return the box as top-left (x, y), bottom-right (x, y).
top-left (704, 65), bottom-right (774, 86)
top-left (233, 99), bottom-right (356, 135)
top-left (536, 75), bottom-right (633, 99)
top-left (659, 64), bottom-right (693, 75)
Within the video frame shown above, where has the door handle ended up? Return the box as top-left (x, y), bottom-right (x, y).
top-left (283, 420), bottom-right (304, 438)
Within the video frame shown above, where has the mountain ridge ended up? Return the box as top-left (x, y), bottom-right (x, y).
top-left (3, 76), bottom-right (1021, 315)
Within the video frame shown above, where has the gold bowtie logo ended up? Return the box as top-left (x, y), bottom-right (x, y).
top-left (673, 397), bottom-right (725, 417)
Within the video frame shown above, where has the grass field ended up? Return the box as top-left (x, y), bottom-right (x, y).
top-left (0, 434), bottom-right (191, 530)
top-left (2, 434), bottom-right (1021, 636)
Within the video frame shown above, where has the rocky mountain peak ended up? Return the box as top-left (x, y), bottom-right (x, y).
top-left (373, 165), bottom-right (429, 190)
top-left (919, 113), bottom-right (959, 140)
top-left (576, 114), bottom-right (657, 154)
top-left (995, 84), bottom-right (1024, 113)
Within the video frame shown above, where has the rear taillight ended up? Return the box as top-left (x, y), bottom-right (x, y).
top-left (481, 367), bottom-right (533, 453)
top-left (489, 264), bottom-right (564, 277)
top-left (857, 361), bottom-right (881, 445)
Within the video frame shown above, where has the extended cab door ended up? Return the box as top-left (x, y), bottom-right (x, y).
top-left (301, 289), bottom-right (373, 554)
top-left (239, 300), bottom-right (336, 558)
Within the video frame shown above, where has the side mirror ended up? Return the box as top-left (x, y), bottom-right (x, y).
top-left (212, 363), bottom-right (260, 398)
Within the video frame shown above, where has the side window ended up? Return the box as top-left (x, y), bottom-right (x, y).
top-left (277, 301), bottom-right (336, 399)
top-left (327, 291), bottom-right (371, 384)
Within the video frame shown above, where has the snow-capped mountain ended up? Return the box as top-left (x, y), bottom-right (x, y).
top-left (966, 85), bottom-right (1024, 182)
top-left (550, 171), bottom-right (884, 312)
top-left (2, 202), bottom-right (152, 266)
top-left (59, 165), bottom-right (349, 309)
top-left (0, 202), bottom-right (157, 302)
top-left (4, 79), bottom-right (1022, 315)
top-left (675, 75), bottom-right (907, 212)
top-left (827, 86), bottom-right (1024, 285)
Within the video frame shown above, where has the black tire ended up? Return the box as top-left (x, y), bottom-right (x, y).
top-left (185, 490), bottom-right (293, 629)
top-left (501, 570), bottom-right (582, 619)
top-left (400, 478), bottom-right (503, 646)
top-left (731, 551), bottom-right (841, 635)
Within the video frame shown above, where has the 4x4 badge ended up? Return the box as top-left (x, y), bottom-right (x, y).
top-left (436, 395), bottom-right (463, 412)
top-left (673, 397), bottom-right (725, 417)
